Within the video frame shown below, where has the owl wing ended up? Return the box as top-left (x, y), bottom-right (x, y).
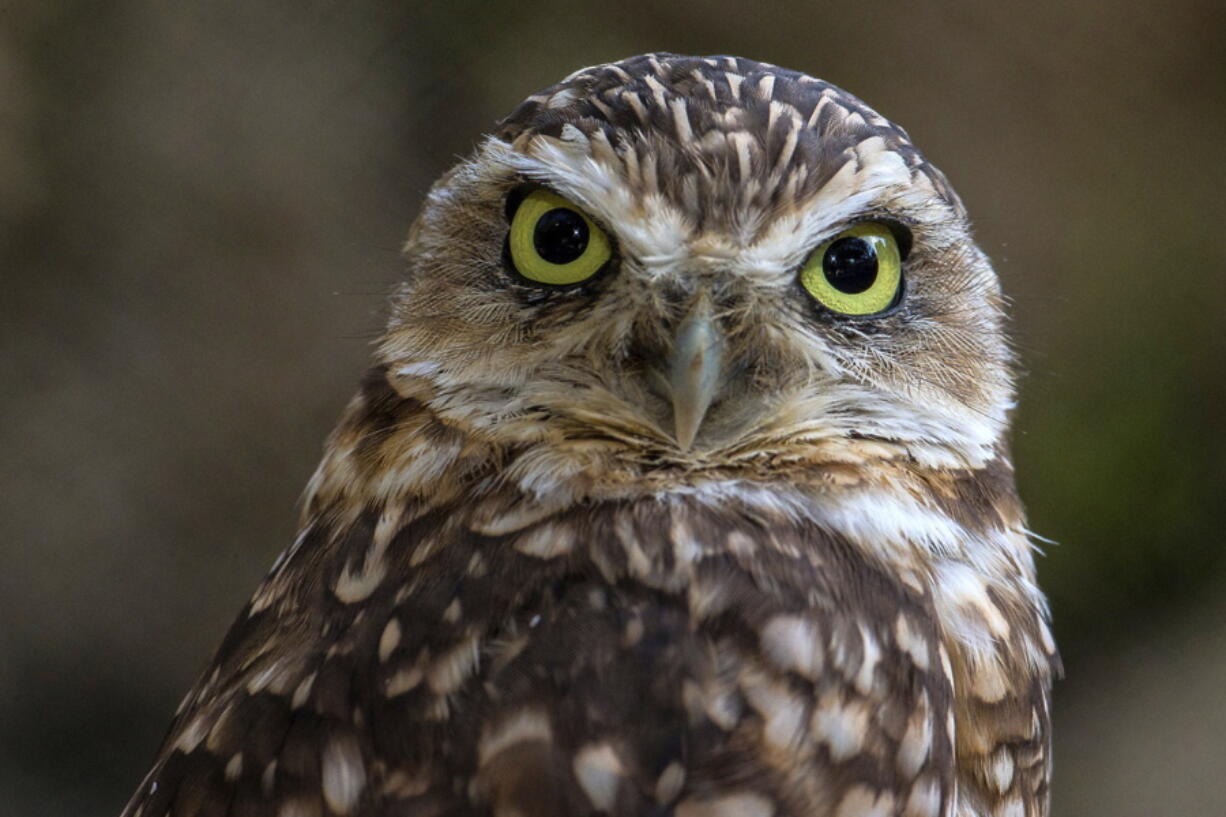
top-left (123, 498), bottom-right (957, 817)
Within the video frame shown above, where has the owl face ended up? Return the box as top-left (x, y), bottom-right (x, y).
top-left (379, 55), bottom-right (1012, 488)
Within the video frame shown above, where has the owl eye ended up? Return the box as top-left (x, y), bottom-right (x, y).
top-left (799, 222), bottom-right (903, 316)
top-left (506, 189), bottom-right (612, 286)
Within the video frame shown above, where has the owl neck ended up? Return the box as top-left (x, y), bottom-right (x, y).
top-left (313, 365), bottom-right (1026, 583)
top-left (309, 366), bottom-right (1024, 545)
top-left (303, 362), bottom-right (1048, 640)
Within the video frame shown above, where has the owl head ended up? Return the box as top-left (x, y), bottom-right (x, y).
top-left (375, 54), bottom-right (1011, 499)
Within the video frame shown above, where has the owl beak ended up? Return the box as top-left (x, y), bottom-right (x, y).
top-left (666, 301), bottom-right (726, 451)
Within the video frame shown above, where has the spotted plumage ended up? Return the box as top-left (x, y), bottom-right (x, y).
top-left (123, 54), bottom-right (1058, 817)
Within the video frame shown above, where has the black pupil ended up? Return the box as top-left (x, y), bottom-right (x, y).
top-left (534, 208), bottom-right (589, 264)
top-left (822, 237), bottom-right (878, 294)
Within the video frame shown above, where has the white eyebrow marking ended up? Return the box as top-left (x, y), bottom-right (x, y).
top-left (726, 72), bottom-right (744, 100)
top-left (670, 98), bottom-right (694, 144)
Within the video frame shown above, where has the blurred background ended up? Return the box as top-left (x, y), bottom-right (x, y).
top-left (2, 1), bottom-right (1223, 814)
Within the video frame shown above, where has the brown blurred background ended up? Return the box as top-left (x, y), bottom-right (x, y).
top-left (2, 1), bottom-right (1224, 814)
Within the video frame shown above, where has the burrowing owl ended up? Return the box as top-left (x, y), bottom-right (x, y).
top-left (122, 54), bottom-right (1058, 817)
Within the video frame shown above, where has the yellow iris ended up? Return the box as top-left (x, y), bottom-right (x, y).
top-left (799, 222), bottom-right (903, 316)
top-left (507, 189), bottom-right (612, 286)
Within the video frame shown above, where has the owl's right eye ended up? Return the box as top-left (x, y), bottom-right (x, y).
top-left (505, 189), bottom-right (612, 287)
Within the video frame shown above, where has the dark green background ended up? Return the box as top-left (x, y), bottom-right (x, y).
top-left (2, 2), bottom-right (1223, 814)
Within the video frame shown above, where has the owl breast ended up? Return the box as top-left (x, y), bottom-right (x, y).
top-left (133, 481), bottom-right (958, 817)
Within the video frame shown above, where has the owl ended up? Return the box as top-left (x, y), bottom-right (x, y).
top-left (121, 54), bottom-right (1058, 817)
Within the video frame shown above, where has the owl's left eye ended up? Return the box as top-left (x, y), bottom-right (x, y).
top-left (799, 222), bottom-right (903, 316)
top-left (506, 189), bottom-right (612, 287)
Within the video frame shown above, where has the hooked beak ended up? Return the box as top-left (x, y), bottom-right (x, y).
top-left (665, 300), bottom-right (726, 451)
